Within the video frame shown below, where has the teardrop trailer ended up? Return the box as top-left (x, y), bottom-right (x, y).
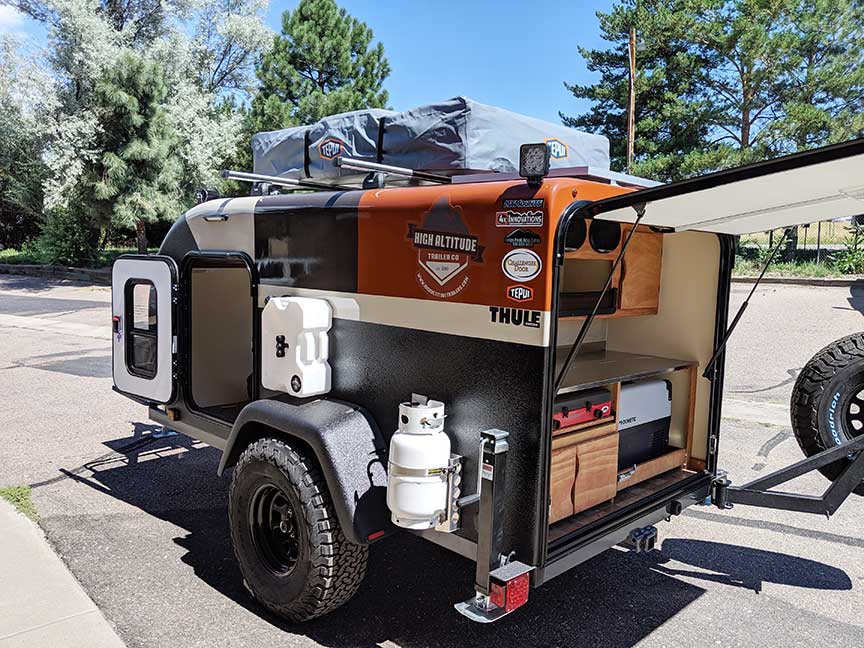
top-left (110, 99), bottom-right (864, 623)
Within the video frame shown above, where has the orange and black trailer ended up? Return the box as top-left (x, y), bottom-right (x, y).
top-left (112, 137), bottom-right (864, 623)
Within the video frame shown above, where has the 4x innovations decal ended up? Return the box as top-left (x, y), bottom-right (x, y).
top-left (544, 138), bottom-right (568, 160)
top-left (504, 228), bottom-right (541, 248)
top-left (502, 248), bottom-right (541, 282)
top-left (408, 197), bottom-right (484, 299)
top-left (318, 137), bottom-right (345, 160)
top-left (496, 210), bottom-right (543, 228)
top-left (507, 285), bottom-right (533, 302)
top-left (502, 198), bottom-right (544, 209)
top-left (489, 306), bottom-right (541, 328)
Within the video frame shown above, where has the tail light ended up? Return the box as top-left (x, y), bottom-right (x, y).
top-left (488, 561), bottom-right (533, 613)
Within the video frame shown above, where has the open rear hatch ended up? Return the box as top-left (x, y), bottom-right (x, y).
top-left (542, 138), bottom-right (864, 578)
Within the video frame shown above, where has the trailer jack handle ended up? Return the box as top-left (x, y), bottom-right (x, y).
top-left (713, 434), bottom-right (864, 516)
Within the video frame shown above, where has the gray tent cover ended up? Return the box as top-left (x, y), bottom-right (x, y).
top-left (251, 96), bottom-right (610, 180)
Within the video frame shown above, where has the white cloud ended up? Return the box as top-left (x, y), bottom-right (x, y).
top-left (0, 6), bottom-right (24, 33)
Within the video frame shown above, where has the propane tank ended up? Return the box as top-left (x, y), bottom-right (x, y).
top-left (386, 396), bottom-right (451, 529)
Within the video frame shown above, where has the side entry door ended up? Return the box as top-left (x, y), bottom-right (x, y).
top-left (112, 255), bottom-right (178, 404)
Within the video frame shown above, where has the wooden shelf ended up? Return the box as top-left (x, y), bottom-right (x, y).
top-left (559, 307), bottom-right (657, 321)
top-left (548, 468), bottom-right (696, 543)
top-left (555, 349), bottom-right (697, 396)
top-left (564, 248), bottom-right (619, 261)
top-left (617, 447), bottom-right (687, 491)
top-left (552, 416), bottom-right (616, 438)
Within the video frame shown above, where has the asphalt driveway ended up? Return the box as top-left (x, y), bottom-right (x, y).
top-left (1, 275), bottom-right (864, 647)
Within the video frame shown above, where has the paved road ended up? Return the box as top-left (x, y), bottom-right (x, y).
top-left (1, 275), bottom-right (864, 647)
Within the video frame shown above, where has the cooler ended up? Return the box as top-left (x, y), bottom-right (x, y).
top-left (617, 380), bottom-right (672, 470)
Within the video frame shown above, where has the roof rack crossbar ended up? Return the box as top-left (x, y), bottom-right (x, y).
top-left (335, 157), bottom-right (451, 184)
top-left (220, 169), bottom-right (354, 192)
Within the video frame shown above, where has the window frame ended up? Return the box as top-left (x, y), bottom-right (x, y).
top-left (124, 279), bottom-right (159, 379)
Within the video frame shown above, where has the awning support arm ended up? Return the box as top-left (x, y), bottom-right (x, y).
top-left (702, 229), bottom-right (790, 380)
top-left (554, 204), bottom-right (647, 394)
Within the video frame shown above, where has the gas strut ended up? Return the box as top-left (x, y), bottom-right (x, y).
top-left (702, 229), bottom-right (790, 380)
top-left (554, 204), bottom-right (647, 394)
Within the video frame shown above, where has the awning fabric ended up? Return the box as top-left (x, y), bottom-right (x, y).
top-left (585, 139), bottom-right (864, 235)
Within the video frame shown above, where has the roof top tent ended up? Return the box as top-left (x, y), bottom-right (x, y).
top-left (250, 96), bottom-right (612, 185)
top-left (110, 96), bottom-right (864, 625)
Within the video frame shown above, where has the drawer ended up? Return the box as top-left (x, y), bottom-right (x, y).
top-left (550, 444), bottom-right (577, 524)
top-left (573, 432), bottom-right (619, 514)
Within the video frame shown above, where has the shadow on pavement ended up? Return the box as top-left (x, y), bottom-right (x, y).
top-left (54, 427), bottom-right (854, 648)
top-left (649, 538), bottom-right (852, 593)
top-left (12, 349), bottom-right (112, 378)
top-left (0, 275), bottom-right (104, 293)
top-left (844, 287), bottom-right (864, 317)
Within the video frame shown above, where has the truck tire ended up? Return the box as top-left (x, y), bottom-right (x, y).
top-left (791, 333), bottom-right (864, 495)
top-left (228, 437), bottom-right (368, 622)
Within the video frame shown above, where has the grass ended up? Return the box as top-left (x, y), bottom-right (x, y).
top-left (0, 246), bottom-right (152, 268)
top-left (0, 485), bottom-right (37, 521)
top-left (733, 257), bottom-right (847, 278)
top-left (740, 221), bottom-right (856, 246)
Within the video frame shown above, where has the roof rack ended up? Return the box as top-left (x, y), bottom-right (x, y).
top-left (335, 157), bottom-right (451, 184)
top-left (451, 166), bottom-right (661, 188)
top-left (220, 169), bottom-right (355, 192)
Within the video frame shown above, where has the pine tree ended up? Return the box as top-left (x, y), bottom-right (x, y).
top-left (768, 0), bottom-right (864, 151)
top-left (250, 0), bottom-right (390, 131)
top-left (562, 0), bottom-right (719, 180)
top-left (562, 0), bottom-right (864, 180)
top-left (82, 51), bottom-right (181, 252)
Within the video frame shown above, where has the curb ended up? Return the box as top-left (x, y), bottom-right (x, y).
top-left (0, 263), bottom-right (110, 286)
top-left (732, 275), bottom-right (864, 287)
top-left (0, 501), bottom-right (126, 647)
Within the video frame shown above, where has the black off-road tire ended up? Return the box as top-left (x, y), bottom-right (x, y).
top-left (228, 438), bottom-right (368, 622)
top-left (791, 333), bottom-right (864, 495)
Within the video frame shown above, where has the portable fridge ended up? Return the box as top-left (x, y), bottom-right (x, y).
top-left (617, 379), bottom-right (672, 470)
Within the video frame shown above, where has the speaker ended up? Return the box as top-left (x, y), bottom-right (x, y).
top-left (589, 220), bottom-right (621, 253)
top-left (565, 219), bottom-right (587, 250)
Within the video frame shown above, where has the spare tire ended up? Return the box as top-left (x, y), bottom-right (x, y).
top-left (791, 333), bottom-right (864, 495)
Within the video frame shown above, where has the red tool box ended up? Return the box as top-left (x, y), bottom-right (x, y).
top-left (552, 388), bottom-right (613, 430)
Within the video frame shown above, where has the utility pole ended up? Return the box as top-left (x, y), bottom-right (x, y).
top-left (626, 26), bottom-right (637, 173)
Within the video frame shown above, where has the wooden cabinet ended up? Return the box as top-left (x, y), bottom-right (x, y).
top-left (550, 421), bottom-right (619, 522)
top-left (560, 223), bottom-right (663, 320)
top-left (618, 227), bottom-right (663, 315)
top-left (549, 444), bottom-right (577, 524)
top-left (573, 432), bottom-right (619, 512)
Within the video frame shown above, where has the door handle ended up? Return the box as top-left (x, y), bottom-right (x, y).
top-left (112, 315), bottom-right (121, 334)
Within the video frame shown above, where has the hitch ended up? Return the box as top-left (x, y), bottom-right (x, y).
top-left (622, 525), bottom-right (658, 553)
top-left (714, 434), bottom-right (864, 516)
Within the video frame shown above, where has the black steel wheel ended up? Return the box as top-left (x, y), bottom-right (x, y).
top-left (228, 438), bottom-right (368, 622)
top-left (791, 333), bottom-right (864, 495)
top-left (249, 484), bottom-right (299, 575)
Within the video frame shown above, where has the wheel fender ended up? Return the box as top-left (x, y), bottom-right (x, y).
top-left (219, 399), bottom-right (391, 545)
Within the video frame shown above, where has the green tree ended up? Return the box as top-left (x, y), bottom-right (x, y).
top-left (82, 51), bottom-right (181, 252)
top-left (767, 0), bottom-right (864, 150)
top-left (562, 0), bottom-right (719, 180)
top-left (563, 0), bottom-right (864, 180)
top-left (0, 37), bottom-right (48, 250)
top-left (250, 0), bottom-right (390, 132)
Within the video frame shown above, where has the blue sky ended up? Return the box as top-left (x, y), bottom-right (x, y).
top-left (0, 0), bottom-right (616, 125)
top-left (266, 0), bottom-right (616, 123)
